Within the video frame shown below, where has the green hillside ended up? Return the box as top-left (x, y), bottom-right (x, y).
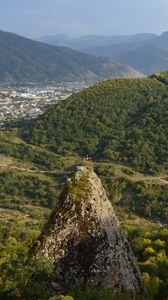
top-left (0, 129), bottom-right (168, 299)
top-left (0, 73), bottom-right (168, 299)
top-left (0, 29), bottom-right (141, 83)
top-left (24, 73), bottom-right (168, 174)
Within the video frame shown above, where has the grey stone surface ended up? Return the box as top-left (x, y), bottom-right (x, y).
top-left (36, 166), bottom-right (144, 296)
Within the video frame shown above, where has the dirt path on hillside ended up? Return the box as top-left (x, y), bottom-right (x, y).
top-left (0, 157), bottom-right (167, 184)
top-left (132, 176), bottom-right (168, 185)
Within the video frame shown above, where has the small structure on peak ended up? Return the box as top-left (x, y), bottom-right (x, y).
top-left (35, 166), bottom-right (144, 296)
top-left (83, 154), bottom-right (92, 162)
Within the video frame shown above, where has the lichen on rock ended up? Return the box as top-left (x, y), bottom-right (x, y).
top-left (35, 166), bottom-right (144, 296)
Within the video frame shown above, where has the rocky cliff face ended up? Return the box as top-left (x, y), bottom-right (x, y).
top-left (36, 166), bottom-right (144, 296)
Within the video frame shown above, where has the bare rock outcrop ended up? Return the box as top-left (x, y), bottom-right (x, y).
top-left (36, 166), bottom-right (144, 296)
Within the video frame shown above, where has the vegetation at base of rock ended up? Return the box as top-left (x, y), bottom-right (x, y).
top-left (24, 75), bottom-right (168, 174)
top-left (125, 226), bottom-right (168, 300)
top-left (0, 256), bottom-right (54, 300)
top-left (1, 218), bottom-right (168, 299)
top-left (70, 287), bottom-right (138, 300)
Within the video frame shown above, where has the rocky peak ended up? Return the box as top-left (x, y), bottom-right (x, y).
top-left (36, 166), bottom-right (144, 296)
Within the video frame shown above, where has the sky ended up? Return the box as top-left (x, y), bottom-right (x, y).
top-left (0, 0), bottom-right (168, 38)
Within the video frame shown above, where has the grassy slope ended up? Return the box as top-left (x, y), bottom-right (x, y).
top-left (0, 128), bottom-right (167, 223)
top-left (0, 131), bottom-right (168, 299)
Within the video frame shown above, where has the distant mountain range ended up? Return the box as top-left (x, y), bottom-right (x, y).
top-left (36, 33), bottom-right (157, 51)
top-left (36, 32), bottom-right (168, 75)
top-left (88, 32), bottom-right (168, 75)
top-left (0, 30), bottom-right (142, 84)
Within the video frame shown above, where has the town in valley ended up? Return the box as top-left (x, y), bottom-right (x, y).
top-left (0, 82), bottom-right (90, 129)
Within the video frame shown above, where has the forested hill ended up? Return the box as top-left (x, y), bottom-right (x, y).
top-left (24, 72), bottom-right (168, 174)
top-left (0, 29), bottom-right (141, 83)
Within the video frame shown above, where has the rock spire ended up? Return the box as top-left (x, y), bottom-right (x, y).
top-left (36, 166), bottom-right (144, 296)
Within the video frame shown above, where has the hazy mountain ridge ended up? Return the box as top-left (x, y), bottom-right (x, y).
top-left (0, 29), bottom-right (142, 83)
top-left (88, 32), bottom-right (168, 75)
top-left (36, 33), bottom-right (157, 50)
top-left (37, 31), bottom-right (168, 75)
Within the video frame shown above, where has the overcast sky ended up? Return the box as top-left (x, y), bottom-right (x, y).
top-left (0, 0), bottom-right (168, 38)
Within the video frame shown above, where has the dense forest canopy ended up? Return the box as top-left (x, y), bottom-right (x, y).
top-left (24, 73), bottom-right (168, 174)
